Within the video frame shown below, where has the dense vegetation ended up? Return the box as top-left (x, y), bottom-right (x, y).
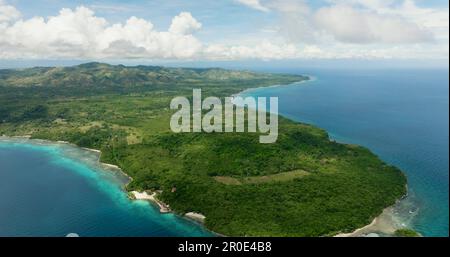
top-left (394, 229), bottom-right (420, 237)
top-left (0, 63), bottom-right (406, 236)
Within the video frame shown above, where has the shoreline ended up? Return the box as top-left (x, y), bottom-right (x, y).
top-left (130, 191), bottom-right (206, 223)
top-left (334, 205), bottom-right (400, 237)
top-left (335, 188), bottom-right (410, 237)
top-left (0, 136), bottom-right (212, 234)
top-left (232, 76), bottom-right (410, 238)
top-left (0, 136), bottom-right (134, 183)
top-left (131, 191), bottom-right (171, 213)
top-left (0, 75), bottom-right (409, 237)
top-left (231, 76), bottom-right (314, 99)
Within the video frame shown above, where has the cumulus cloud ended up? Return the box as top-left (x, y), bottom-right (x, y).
top-left (0, 6), bottom-right (203, 59)
top-left (0, 0), bottom-right (21, 23)
top-left (235, 0), bottom-right (270, 12)
top-left (169, 12), bottom-right (202, 35)
top-left (270, 0), bottom-right (436, 44)
top-left (0, 1), bottom-right (447, 60)
top-left (374, 0), bottom-right (449, 42)
top-left (314, 4), bottom-right (434, 44)
top-left (0, 4), bottom-right (304, 60)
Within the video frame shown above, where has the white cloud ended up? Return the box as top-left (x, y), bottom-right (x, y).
top-left (269, 0), bottom-right (316, 43)
top-left (380, 0), bottom-right (449, 42)
top-left (250, 0), bottom-right (448, 60)
top-left (328, 0), bottom-right (449, 42)
top-left (235, 0), bottom-right (270, 12)
top-left (270, 0), bottom-right (436, 44)
top-left (0, 1), bottom-right (448, 60)
top-left (0, 0), bottom-right (21, 23)
top-left (314, 4), bottom-right (434, 44)
top-left (169, 12), bottom-right (202, 35)
top-left (0, 6), bottom-right (203, 59)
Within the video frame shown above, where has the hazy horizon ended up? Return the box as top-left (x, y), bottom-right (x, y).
top-left (1, 59), bottom-right (449, 71)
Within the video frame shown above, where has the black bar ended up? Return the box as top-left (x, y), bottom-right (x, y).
top-left (0, 237), bottom-right (448, 256)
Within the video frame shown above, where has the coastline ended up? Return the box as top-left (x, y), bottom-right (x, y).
top-left (334, 206), bottom-right (400, 237)
top-left (2, 78), bottom-right (313, 237)
top-left (131, 191), bottom-right (171, 213)
top-left (130, 190), bottom-right (208, 227)
top-left (0, 136), bottom-right (212, 234)
top-left (232, 76), bottom-right (409, 237)
top-left (1, 75), bottom-right (408, 237)
top-left (0, 136), bottom-right (133, 182)
top-left (0, 129), bottom-right (404, 237)
top-left (185, 212), bottom-right (206, 223)
top-left (231, 76), bottom-right (314, 99)
top-left (131, 191), bottom-right (205, 222)
top-left (338, 185), bottom-right (415, 237)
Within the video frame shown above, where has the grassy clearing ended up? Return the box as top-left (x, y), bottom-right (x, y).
top-left (215, 170), bottom-right (310, 185)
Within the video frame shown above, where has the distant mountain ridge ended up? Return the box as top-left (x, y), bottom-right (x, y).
top-left (0, 62), bottom-right (297, 88)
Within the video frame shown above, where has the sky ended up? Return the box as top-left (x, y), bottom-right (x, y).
top-left (0, 0), bottom-right (448, 63)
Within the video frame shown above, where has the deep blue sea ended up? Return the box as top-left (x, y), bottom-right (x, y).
top-left (0, 139), bottom-right (212, 237)
top-left (240, 68), bottom-right (449, 237)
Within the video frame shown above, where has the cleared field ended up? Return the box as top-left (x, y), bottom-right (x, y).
top-left (215, 170), bottom-right (310, 185)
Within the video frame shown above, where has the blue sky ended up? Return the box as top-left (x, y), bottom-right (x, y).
top-left (9, 0), bottom-right (280, 42)
top-left (10, 0), bottom-right (448, 40)
top-left (0, 0), bottom-right (449, 62)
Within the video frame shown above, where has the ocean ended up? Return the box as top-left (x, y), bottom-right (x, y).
top-left (239, 68), bottom-right (449, 237)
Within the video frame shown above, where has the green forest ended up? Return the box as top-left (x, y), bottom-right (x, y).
top-left (0, 63), bottom-right (406, 236)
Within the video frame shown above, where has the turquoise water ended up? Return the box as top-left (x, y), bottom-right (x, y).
top-left (0, 139), bottom-right (212, 237)
top-left (240, 68), bottom-right (449, 237)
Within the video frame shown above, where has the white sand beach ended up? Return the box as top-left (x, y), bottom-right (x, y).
top-left (185, 212), bottom-right (206, 223)
top-left (335, 207), bottom-right (400, 237)
top-left (131, 191), bottom-right (171, 213)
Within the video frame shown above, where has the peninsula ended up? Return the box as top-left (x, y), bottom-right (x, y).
top-left (0, 63), bottom-right (407, 236)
